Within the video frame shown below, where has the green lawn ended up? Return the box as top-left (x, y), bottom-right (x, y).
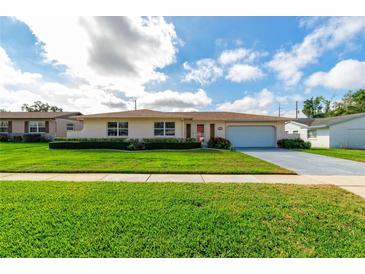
top-left (300, 148), bottom-right (365, 163)
top-left (0, 181), bottom-right (364, 257)
top-left (0, 142), bottom-right (292, 174)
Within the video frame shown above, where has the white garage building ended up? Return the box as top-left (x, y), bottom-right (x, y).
top-left (285, 113), bottom-right (365, 149)
top-left (68, 109), bottom-right (289, 147)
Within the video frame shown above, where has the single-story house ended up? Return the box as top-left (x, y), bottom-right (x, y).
top-left (0, 112), bottom-right (83, 139)
top-left (68, 109), bottom-right (289, 147)
top-left (285, 112), bottom-right (365, 149)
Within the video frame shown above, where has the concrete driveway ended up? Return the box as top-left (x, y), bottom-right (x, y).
top-left (238, 148), bottom-right (365, 176)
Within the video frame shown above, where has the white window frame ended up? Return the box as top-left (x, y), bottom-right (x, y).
top-left (107, 122), bottom-right (128, 137)
top-left (154, 122), bottom-right (175, 137)
top-left (29, 121), bottom-right (46, 133)
top-left (0, 121), bottom-right (9, 133)
top-left (66, 123), bottom-right (75, 131)
top-left (307, 129), bottom-right (317, 139)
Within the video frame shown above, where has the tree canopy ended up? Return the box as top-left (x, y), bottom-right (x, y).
top-left (21, 101), bottom-right (63, 112)
top-left (302, 89), bottom-right (365, 118)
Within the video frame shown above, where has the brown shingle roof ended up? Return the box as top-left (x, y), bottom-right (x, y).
top-left (310, 112), bottom-right (365, 127)
top-left (0, 112), bottom-right (82, 119)
top-left (293, 112), bottom-right (365, 127)
top-left (75, 109), bottom-right (289, 122)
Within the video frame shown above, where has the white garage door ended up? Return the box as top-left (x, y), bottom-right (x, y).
top-left (226, 126), bottom-right (276, 148)
top-left (348, 129), bottom-right (365, 149)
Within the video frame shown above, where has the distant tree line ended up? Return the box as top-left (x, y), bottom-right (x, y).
top-left (302, 89), bottom-right (365, 118)
top-left (21, 101), bottom-right (63, 112)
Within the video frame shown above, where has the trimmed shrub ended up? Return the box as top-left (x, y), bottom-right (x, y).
top-left (23, 133), bottom-right (49, 143)
top-left (127, 139), bottom-right (146, 150)
top-left (142, 138), bottom-right (198, 143)
top-left (12, 135), bottom-right (23, 142)
top-left (49, 141), bottom-right (130, 150)
top-left (53, 137), bottom-right (128, 142)
top-left (277, 138), bottom-right (311, 149)
top-left (144, 142), bottom-right (201, 150)
top-left (0, 134), bottom-right (9, 142)
top-left (49, 138), bottom-right (201, 150)
top-left (208, 137), bottom-right (232, 150)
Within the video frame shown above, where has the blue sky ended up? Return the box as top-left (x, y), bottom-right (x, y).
top-left (1, 16), bottom-right (365, 115)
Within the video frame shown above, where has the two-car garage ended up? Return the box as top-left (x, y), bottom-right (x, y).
top-left (226, 126), bottom-right (276, 148)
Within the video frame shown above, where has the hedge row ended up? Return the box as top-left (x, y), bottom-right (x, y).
top-left (49, 141), bottom-right (130, 150)
top-left (144, 142), bottom-right (201, 150)
top-left (0, 133), bottom-right (50, 142)
top-left (49, 138), bottom-right (201, 150)
top-left (53, 137), bottom-right (128, 142)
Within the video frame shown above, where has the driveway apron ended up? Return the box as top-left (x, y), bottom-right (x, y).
top-left (238, 148), bottom-right (365, 175)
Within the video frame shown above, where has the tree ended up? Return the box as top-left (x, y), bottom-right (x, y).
top-left (331, 89), bottom-right (365, 116)
top-left (0, 109), bottom-right (8, 112)
top-left (21, 101), bottom-right (63, 112)
top-left (302, 96), bottom-right (331, 118)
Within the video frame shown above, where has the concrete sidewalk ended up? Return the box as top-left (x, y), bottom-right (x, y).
top-left (1, 172), bottom-right (365, 198)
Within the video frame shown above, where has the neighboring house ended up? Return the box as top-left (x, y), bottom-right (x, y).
top-left (68, 109), bottom-right (289, 147)
top-left (285, 113), bottom-right (365, 149)
top-left (0, 112), bottom-right (83, 139)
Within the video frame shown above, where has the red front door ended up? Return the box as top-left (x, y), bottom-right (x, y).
top-left (197, 124), bottom-right (204, 142)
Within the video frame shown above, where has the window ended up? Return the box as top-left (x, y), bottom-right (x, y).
top-left (308, 129), bottom-right (317, 139)
top-left (293, 130), bottom-right (299, 134)
top-left (29, 121), bottom-right (46, 133)
top-left (165, 122), bottom-right (175, 136)
top-left (107, 122), bottom-right (128, 137)
top-left (154, 122), bottom-right (175, 136)
top-left (0, 121), bottom-right (8, 133)
top-left (66, 123), bottom-right (74, 131)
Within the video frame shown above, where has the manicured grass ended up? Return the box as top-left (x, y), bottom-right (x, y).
top-left (0, 142), bottom-right (292, 174)
top-left (0, 181), bottom-right (365, 257)
top-left (300, 148), bottom-right (365, 163)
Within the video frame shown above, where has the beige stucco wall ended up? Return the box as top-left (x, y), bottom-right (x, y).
top-left (0, 118), bottom-right (83, 138)
top-left (68, 118), bottom-right (184, 139)
top-left (56, 118), bottom-right (83, 137)
top-left (68, 118), bottom-right (287, 146)
top-left (187, 121), bottom-right (225, 142)
top-left (0, 119), bottom-right (56, 136)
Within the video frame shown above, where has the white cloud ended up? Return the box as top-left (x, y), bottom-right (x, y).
top-left (0, 47), bottom-right (42, 86)
top-left (225, 64), bottom-right (264, 82)
top-left (16, 16), bottom-right (179, 96)
top-left (1, 17), bottom-right (215, 113)
top-left (305, 59), bottom-right (365, 90)
top-left (218, 88), bottom-right (274, 114)
top-left (0, 46), bottom-right (211, 113)
top-left (267, 17), bottom-right (365, 86)
top-left (183, 59), bottom-right (223, 85)
top-left (218, 47), bottom-right (264, 65)
top-left (280, 109), bottom-right (306, 118)
top-left (139, 89), bottom-right (212, 111)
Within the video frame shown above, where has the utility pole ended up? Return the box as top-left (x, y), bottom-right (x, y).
top-left (295, 101), bottom-right (298, 119)
top-left (278, 103), bottom-right (281, 117)
top-left (134, 99), bottom-right (137, 111)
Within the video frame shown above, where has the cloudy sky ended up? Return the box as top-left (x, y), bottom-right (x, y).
top-left (1, 16), bottom-right (365, 116)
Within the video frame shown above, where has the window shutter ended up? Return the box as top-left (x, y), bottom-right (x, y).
top-left (45, 121), bottom-right (49, 133)
top-left (8, 121), bottom-right (12, 133)
top-left (24, 121), bottom-right (29, 133)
